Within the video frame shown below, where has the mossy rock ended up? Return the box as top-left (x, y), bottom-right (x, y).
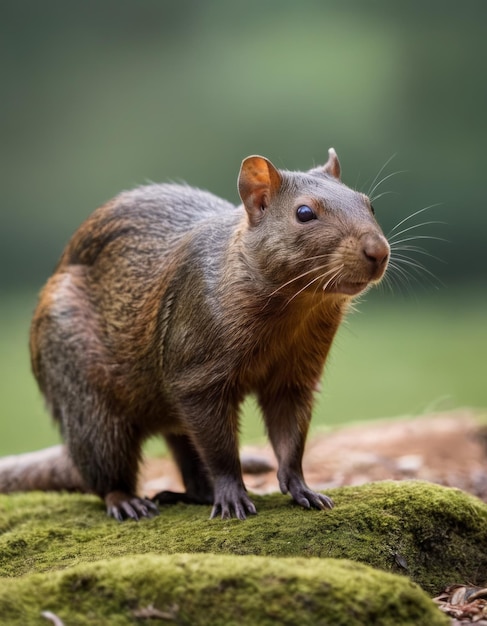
top-left (0, 480), bottom-right (485, 624)
top-left (0, 553), bottom-right (449, 626)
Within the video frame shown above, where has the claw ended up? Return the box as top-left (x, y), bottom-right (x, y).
top-left (318, 494), bottom-right (334, 510)
top-left (108, 506), bottom-right (124, 522)
top-left (287, 480), bottom-right (335, 512)
top-left (105, 492), bottom-right (159, 521)
top-left (120, 501), bottom-right (140, 521)
top-left (209, 493), bottom-right (257, 521)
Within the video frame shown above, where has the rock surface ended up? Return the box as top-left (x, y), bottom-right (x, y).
top-left (1, 411), bottom-right (486, 625)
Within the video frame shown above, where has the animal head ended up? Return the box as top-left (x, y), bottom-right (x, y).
top-left (238, 148), bottom-right (389, 299)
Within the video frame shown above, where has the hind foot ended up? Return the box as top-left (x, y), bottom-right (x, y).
top-left (105, 491), bottom-right (159, 521)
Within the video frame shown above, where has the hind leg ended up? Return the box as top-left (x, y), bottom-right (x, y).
top-left (153, 433), bottom-right (214, 506)
top-left (30, 270), bottom-right (158, 521)
top-left (63, 403), bottom-right (158, 520)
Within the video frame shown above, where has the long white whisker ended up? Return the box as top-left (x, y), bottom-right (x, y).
top-left (389, 235), bottom-right (448, 245)
top-left (366, 153), bottom-right (397, 197)
top-left (283, 265), bottom-right (343, 308)
top-left (368, 170), bottom-right (406, 201)
top-left (370, 190), bottom-right (399, 203)
top-left (394, 254), bottom-right (443, 286)
top-left (380, 270), bottom-right (398, 295)
top-left (320, 266), bottom-right (344, 292)
top-left (312, 265), bottom-right (339, 298)
top-left (386, 260), bottom-right (416, 295)
top-left (387, 260), bottom-right (411, 281)
top-left (379, 267), bottom-right (402, 295)
top-left (388, 220), bottom-right (447, 242)
top-left (389, 244), bottom-right (445, 264)
top-left (391, 254), bottom-right (444, 284)
top-left (268, 263), bottom-right (331, 298)
top-left (387, 204), bottom-right (442, 237)
top-left (394, 254), bottom-right (434, 276)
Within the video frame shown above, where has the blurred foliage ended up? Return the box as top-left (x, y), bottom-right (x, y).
top-left (1, 0), bottom-right (486, 288)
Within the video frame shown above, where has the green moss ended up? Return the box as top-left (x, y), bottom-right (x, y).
top-left (0, 480), bottom-right (485, 597)
top-left (0, 553), bottom-right (449, 626)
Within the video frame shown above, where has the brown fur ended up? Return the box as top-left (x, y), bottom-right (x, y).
top-left (3, 148), bottom-right (389, 520)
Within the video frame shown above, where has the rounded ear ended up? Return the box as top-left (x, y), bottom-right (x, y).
top-left (238, 156), bottom-right (282, 226)
top-left (323, 147), bottom-right (341, 180)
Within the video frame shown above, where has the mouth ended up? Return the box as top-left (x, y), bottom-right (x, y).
top-left (324, 281), bottom-right (370, 296)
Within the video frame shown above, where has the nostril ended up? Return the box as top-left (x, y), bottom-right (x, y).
top-left (362, 239), bottom-right (390, 266)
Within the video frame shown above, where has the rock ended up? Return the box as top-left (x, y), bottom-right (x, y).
top-left (0, 554), bottom-right (449, 626)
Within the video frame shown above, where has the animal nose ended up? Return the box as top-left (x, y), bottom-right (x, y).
top-left (361, 234), bottom-right (390, 267)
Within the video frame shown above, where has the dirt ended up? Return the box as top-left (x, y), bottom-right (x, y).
top-left (141, 409), bottom-right (487, 503)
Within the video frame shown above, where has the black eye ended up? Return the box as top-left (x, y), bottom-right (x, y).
top-left (296, 205), bottom-right (316, 222)
top-left (370, 204), bottom-right (376, 215)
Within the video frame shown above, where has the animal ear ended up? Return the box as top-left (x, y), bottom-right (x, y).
top-left (238, 156), bottom-right (282, 226)
top-left (323, 147), bottom-right (341, 180)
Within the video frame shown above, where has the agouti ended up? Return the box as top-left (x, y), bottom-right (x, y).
top-left (1, 148), bottom-right (389, 520)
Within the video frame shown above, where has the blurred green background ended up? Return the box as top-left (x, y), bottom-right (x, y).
top-left (1, 0), bottom-right (486, 455)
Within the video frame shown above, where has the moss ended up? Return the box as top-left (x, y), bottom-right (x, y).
top-left (0, 480), bottom-right (485, 596)
top-left (1, 481), bottom-right (480, 623)
top-left (0, 553), bottom-right (449, 626)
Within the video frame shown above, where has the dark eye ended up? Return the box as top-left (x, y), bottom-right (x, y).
top-left (370, 204), bottom-right (376, 215)
top-left (296, 205), bottom-right (316, 222)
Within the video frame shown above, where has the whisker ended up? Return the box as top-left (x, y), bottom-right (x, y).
top-left (369, 190), bottom-right (399, 204)
top-left (378, 271), bottom-right (397, 296)
top-left (312, 266), bottom-right (337, 298)
top-left (388, 235), bottom-right (448, 245)
top-left (394, 254), bottom-right (442, 278)
top-left (385, 196), bottom-right (446, 295)
top-left (387, 204), bottom-right (442, 237)
top-left (391, 253), bottom-right (444, 285)
top-left (283, 265), bottom-right (343, 308)
top-left (378, 268), bottom-right (401, 295)
top-left (368, 170), bottom-right (406, 202)
top-left (386, 260), bottom-right (417, 295)
top-left (366, 153), bottom-right (397, 197)
top-left (389, 244), bottom-right (445, 264)
top-left (320, 266), bottom-right (345, 293)
top-left (268, 263), bottom-right (331, 298)
top-left (388, 220), bottom-right (447, 242)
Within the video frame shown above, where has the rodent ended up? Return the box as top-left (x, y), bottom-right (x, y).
top-left (0, 148), bottom-right (389, 521)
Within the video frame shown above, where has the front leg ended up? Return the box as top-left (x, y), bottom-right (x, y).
top-left (258, 386), bottom-right (334, 511)
top-left (180, 392), bottom-right (257, 520)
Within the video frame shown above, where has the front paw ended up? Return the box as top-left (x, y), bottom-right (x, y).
top-left (210, 479), bottom-right (257, 520)
top-left (283, 477), bottom-right (334, 511)
top-left (292, 487), bottom-right (334, 511)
